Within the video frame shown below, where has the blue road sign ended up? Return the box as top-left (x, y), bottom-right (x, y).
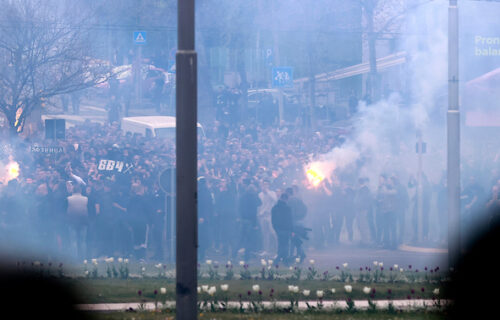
top-left (133, 31), bottom-right (147, 45)
top-left (265, 49), bottom-right (273, 67)
top-left (272, 67), bottom-right (293, 88)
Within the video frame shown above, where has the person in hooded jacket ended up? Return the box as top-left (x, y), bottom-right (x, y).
top-left (271, 193), bottom-right (293, 264)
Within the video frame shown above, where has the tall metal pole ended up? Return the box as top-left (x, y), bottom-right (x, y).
top-left (176, 0), bottom-right (198, 319)
top-left (417, 130), bottom-right (424, 243)
top-left (448, 0), bottom-right (460, 267)
top-left (271, 0), bottom-right (284, 125)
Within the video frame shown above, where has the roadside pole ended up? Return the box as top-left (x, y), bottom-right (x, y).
top-left (138, 46), bottom-right (143, 109)
top-left (176, 0), bottom-right (198, 319)
top-left (272, 32), bottom-right (284, 124)
top-left (271, 0), bottom-right (284, 125)
top-left (133, 31), bottom-right (147, 109)
top-left (448, 0), bottom-right (461, 267)
top-left (417, 130), bottom-right (424, 243)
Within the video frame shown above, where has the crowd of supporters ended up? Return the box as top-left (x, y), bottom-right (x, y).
top-left (0, 114), bottom-right (498, 263)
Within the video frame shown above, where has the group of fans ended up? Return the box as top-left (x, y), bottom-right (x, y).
top-left (0, 105), bottom-right (498, 263)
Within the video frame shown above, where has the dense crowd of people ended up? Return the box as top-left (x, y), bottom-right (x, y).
top-left (0, 115), bottom-right (498, 263)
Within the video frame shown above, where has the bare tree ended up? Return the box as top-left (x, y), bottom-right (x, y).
top-left (359, 0), bottom-right (408, 101)
top-left (0, 0), bottom-right (112, 136)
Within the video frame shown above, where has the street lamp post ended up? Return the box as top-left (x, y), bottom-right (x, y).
top-left (176, 0), bottom-right (198, 319)
top-left (448, 0), bottom-right (460, 267)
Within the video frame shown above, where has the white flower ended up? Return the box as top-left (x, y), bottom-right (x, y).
top-left (268, 259), bottom-right (274, 265)
top-left (309, 259), bottom-right (315, 265)
top-left (208, 286), bottom-right (216, 296)
top-left (261, 259), bottom-right (267, 266)
top-left (343, 263), bottom-right (348, 268)
top-left (363, 287), bottom-right (371, 294)
top-left (330, 288), bottom-right (336, 294)
top-left (268, 266), bottom-right (272, 270)
top-left (400, 268), bottom-right (404, 272)
top-left (124, 259), bottom-right (129, 264)
top-left (206, 260), bottom-right (212, 265)
top-left (378, 262), bottom-right (383, 267)
top-left (373, 261), bottom-right (378, 266)
top-left (303, 290), bottom-right (310, 297)
top-left (288, 285), bottom-right (299, 293)
top-left (141, 267), bottom-right (146, 272)
top-left (316, 290), bottom-right (324, 298)
top-left (160, 288), bottom-right (167, 294)
top-left (252, 284), bottom-right (260, 292)
top-left (105, 257), bottom-right (113, 263)
top-left (92, 259), bottom-right (98, 265)
top-left (220, 284), bottom-right (229, 292)
top-left (289, 266), bottom-right (293, 271)
top-left (155, 263), bottom-right (162, 269)
top-left (227, 260), bottom-right (232, 266)
top-left (109, 257), bottom-right (114, 263)
top-left (344, 285), bottom-right (352, 293)
top-left (118, 258), bottom-right (123, 263)
top-left (295, 257), bottom-right (301, 263)
top-left (239, 261), bottom-right (245, 266)
top-left (83, 260), bottom-right (88, 265)
top-left (202, 285), bottom-right (209, 292)
top-left (197, 286), bottom-right (201, 293)
top-left (84, 270), bottom-right (89, 275)
top-left (433, 288), bottom-right (440, 295)
top-left (393, 264), bottom-right (399, 269)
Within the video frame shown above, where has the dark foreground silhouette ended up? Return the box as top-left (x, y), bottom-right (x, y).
top-left (445, 209), bottom-right (500, 319)
top-left (0, 260), bottom-right (91, 320)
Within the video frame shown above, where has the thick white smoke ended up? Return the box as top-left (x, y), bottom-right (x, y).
top-left (306, 1), bottom-right (449, 190)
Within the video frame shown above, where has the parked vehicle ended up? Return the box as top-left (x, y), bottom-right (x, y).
top-left (121, 116), bottom-right (205, 138)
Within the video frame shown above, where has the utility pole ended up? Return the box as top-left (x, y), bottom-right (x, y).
top-left (416, 130), bottom-right (424, 243)
top-left (176, 0), bottom-right (198, 319)
top-left (271, 0), bottom-right (285, 125)
top-left (448, 0), bottom-right (460, 267)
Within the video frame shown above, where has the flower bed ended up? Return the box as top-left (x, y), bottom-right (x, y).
top-left (14, 257), bottom-right (449, 314)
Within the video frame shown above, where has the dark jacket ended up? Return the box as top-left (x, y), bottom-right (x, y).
top-left (238, 189), bottom-right (262, 226)
top-left (271, 200), bottom-right (293, 233)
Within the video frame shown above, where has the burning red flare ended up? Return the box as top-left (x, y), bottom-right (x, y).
top-left (4, 160), bottom-right (20, 182)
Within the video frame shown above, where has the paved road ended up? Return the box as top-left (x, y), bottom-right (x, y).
top-left (202, 243), bottom-right (448, 272)
top-left (77, 299), bottom-right (448, 312)
top-left (304, 244), bottom-right (448, 271)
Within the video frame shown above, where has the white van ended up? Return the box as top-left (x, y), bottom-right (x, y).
top-left (121, 116), bottom-right (205, 138)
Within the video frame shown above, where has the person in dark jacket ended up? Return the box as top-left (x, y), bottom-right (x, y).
top-left (198, 177), bottom-right (214, 261)
top-left (214, 178), bottom-right (237, 256)
top-left (354, 177), bottom-right (374, 247)
top-left (237, 182), bottom-right (262, 261)
top-left (377, 177), bottom-right (398, 249)
top-left (286, 186), bottom-right (309, 261)
top-left (271, 193), bottom-right (293, 264)
top-left (127, 182), bottom-right (150, 260)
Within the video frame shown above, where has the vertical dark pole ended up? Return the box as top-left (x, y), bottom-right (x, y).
top-left (448, 0), bottom-right (460, 268)
top-left (176, 0), bottom-right (197, 319)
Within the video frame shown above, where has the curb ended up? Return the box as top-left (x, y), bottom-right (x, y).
top-left (77, 299), bottom-right (448, 312)
top-left (398, 244), bottom-right (448, 254)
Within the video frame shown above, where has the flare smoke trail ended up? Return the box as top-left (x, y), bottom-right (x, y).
top-left (305, 1), bottom-right (449, 190)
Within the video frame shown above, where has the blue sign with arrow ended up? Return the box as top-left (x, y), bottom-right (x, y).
top-left (272, 67), bottom-right (293, 88)
top-left (133, 31), bottom-right (147, 45)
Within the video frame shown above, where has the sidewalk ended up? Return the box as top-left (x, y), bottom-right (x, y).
top-left (77, 299), bottom-right (448, 312)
